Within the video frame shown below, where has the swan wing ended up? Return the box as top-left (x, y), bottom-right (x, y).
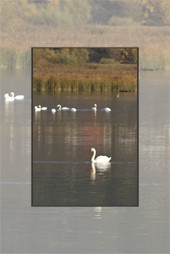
top-left (95, 155), bottom-right (111, 162)
top-left (62, 107), bottom-right (70, 110)
top-left (102, 107), bottom-right (111, 112)
top-left (71, 108), bottom-right (76, 111)
top-left (15, 95), bottom-right (24, 100)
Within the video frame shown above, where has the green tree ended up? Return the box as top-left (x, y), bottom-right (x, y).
top-left (159, 1), bottom-right (170, 25)
top-left (133, 0), bottom-right (154, 25)
top-left (33, 48), bottom-right (46, 67)
top-left (0, 0), bottom-right (91, 32)
top-left (59, 0), bottom-right (91, 26)
top-left (89, 0), bottom-right (133, 24)
top-left (56, 48), bottom-right (89, 65)
top-left (120, 48), bottom-right (137, 64)
top-left (133, 0), bottom-right (170, 25)
top-left (0, 1), bottom-right (24, 32)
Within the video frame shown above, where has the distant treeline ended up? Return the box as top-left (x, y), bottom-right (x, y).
top-left (33, 48), bottom-right (137, 67)
top-left (1, 0), bottom-right (170, 32)
top-left (1, 1), bottom-right (169, 71)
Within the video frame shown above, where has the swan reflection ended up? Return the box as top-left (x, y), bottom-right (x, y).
top-left (94, 161), bottom-right (111, 171)
top-left (90, 161), bottom-right (111, 180)
top-left (94, 207), bottom-right (103, 219)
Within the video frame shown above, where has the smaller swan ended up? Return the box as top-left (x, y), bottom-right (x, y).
top-left (57, 104), bottom-right (70, 111)
top-left (91, 104), bottom-right (97, 111)
top-left (34, 106), bottom-right (41, 112)
top-left (91, 148), bottom-right (111, 163)
top-left (51, 108), bottom-right (56, 113)
top-left (102, 107), bottom-right (111, 112)
top-left (38, 105), bottom-right (47, 110)
top-left (70, 108), bottom-right (77, 112)
top-left (11, 92), bottom-right (24, 100)
top-left (4, 93), bottom-right (15, 102)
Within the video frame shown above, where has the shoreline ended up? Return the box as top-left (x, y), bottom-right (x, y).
top-left (0, 25), bottom-right (169, 71)
top-left (33, 62), bottom-right (137, 93)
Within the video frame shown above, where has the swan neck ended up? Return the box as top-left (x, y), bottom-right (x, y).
top-left (91, 149), bottom-right (96, 162)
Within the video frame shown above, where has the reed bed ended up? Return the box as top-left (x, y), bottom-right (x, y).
top-left (33, 63), bottom-right (137, 93)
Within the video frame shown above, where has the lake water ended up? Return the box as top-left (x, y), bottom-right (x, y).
top-left (33, 92), bottom-right (137, 206)
top-left (0, 70), bottom-right (169, 253)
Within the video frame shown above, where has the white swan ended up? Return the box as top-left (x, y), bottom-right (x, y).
top-left (91, 104), bottom-right (97, 111)
top-left (51, 108), bottom-right (56, 113)
top-left (4, 93), bottom-right (15, 102)
top-left (38, 105), bottom-right (47, 110)
top-left (70, 108), bottom-right (77, 112)
top-left (102, 107), bottom-right (111, 112)
top-left (34, 106), bottom-right (41, 112)
top-left (11, 92), bottom-right (24, 100)
top-left (57, 104), bottom-right (70, 111)
top-left (90, 148), bottom-right (111, 163)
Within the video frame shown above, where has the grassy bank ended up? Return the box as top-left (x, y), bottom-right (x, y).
top-left (1, 25), bottom-right (169, 70)
top-left (33, 63), bottom-right (137, 93)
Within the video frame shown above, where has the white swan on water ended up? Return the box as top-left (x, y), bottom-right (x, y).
top-left (91, 104), bottom-right (97, 111)
top-left (90, 148), bottom-right (111, 163)
top-left (57, 104), bottom-right (70, 111)
top-left (38, 105), bottom-right (47, 110)
top-left (102, 107), bottom-right (111, 112)
top-left (51, 108), bottom-right (56, 113)
top-left (70, 108), bottom-right (77, 112)
top-left (4, 93), bottom-right (15, 102)
top-left (34, 106), bottom-right (41, 112)
top-left (10, 92), bottom-right (24, 100)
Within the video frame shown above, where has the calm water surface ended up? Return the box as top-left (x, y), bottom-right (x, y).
top-left (33, 92), bottom-right (137, 206)
top-left (0, 70), bottom-right (169, 253)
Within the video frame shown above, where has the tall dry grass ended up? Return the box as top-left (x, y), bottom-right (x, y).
top-left (1, 25), bottom-right (169, 70)
top-left (33, 63), bottom-right (137, 93)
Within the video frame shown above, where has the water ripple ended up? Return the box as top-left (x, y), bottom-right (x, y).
top-left (33, 160), bottom-right (136, 165)
top-left (0, 181), bottom-right (31, 185)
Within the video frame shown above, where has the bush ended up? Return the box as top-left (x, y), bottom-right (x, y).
top-left (99, 58), bottom-right (118, 64)
top-left (108, 17), bottom-right (137, 26)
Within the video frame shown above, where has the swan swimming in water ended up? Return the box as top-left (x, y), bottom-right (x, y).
top-left (38, 105), bottom-right (47, 110)
top-left (91, 104), bottom-right (97, 111)
top-left (34, 106), bottom-right (41, 112)
top-left (102, 107), bottom-right (111, 112)
top-left (90, 148), bottom-right (111, 163)
top-left (51, 108), bottom-right (56, 113)
top-left (4, 93), bottom-right (15, 102)
top-left (70, 108), bottom-right (77, 112)
top-left (57, 104), bottom-right (70, 111)
top-left (10, 92), bottom-right (24, 100)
